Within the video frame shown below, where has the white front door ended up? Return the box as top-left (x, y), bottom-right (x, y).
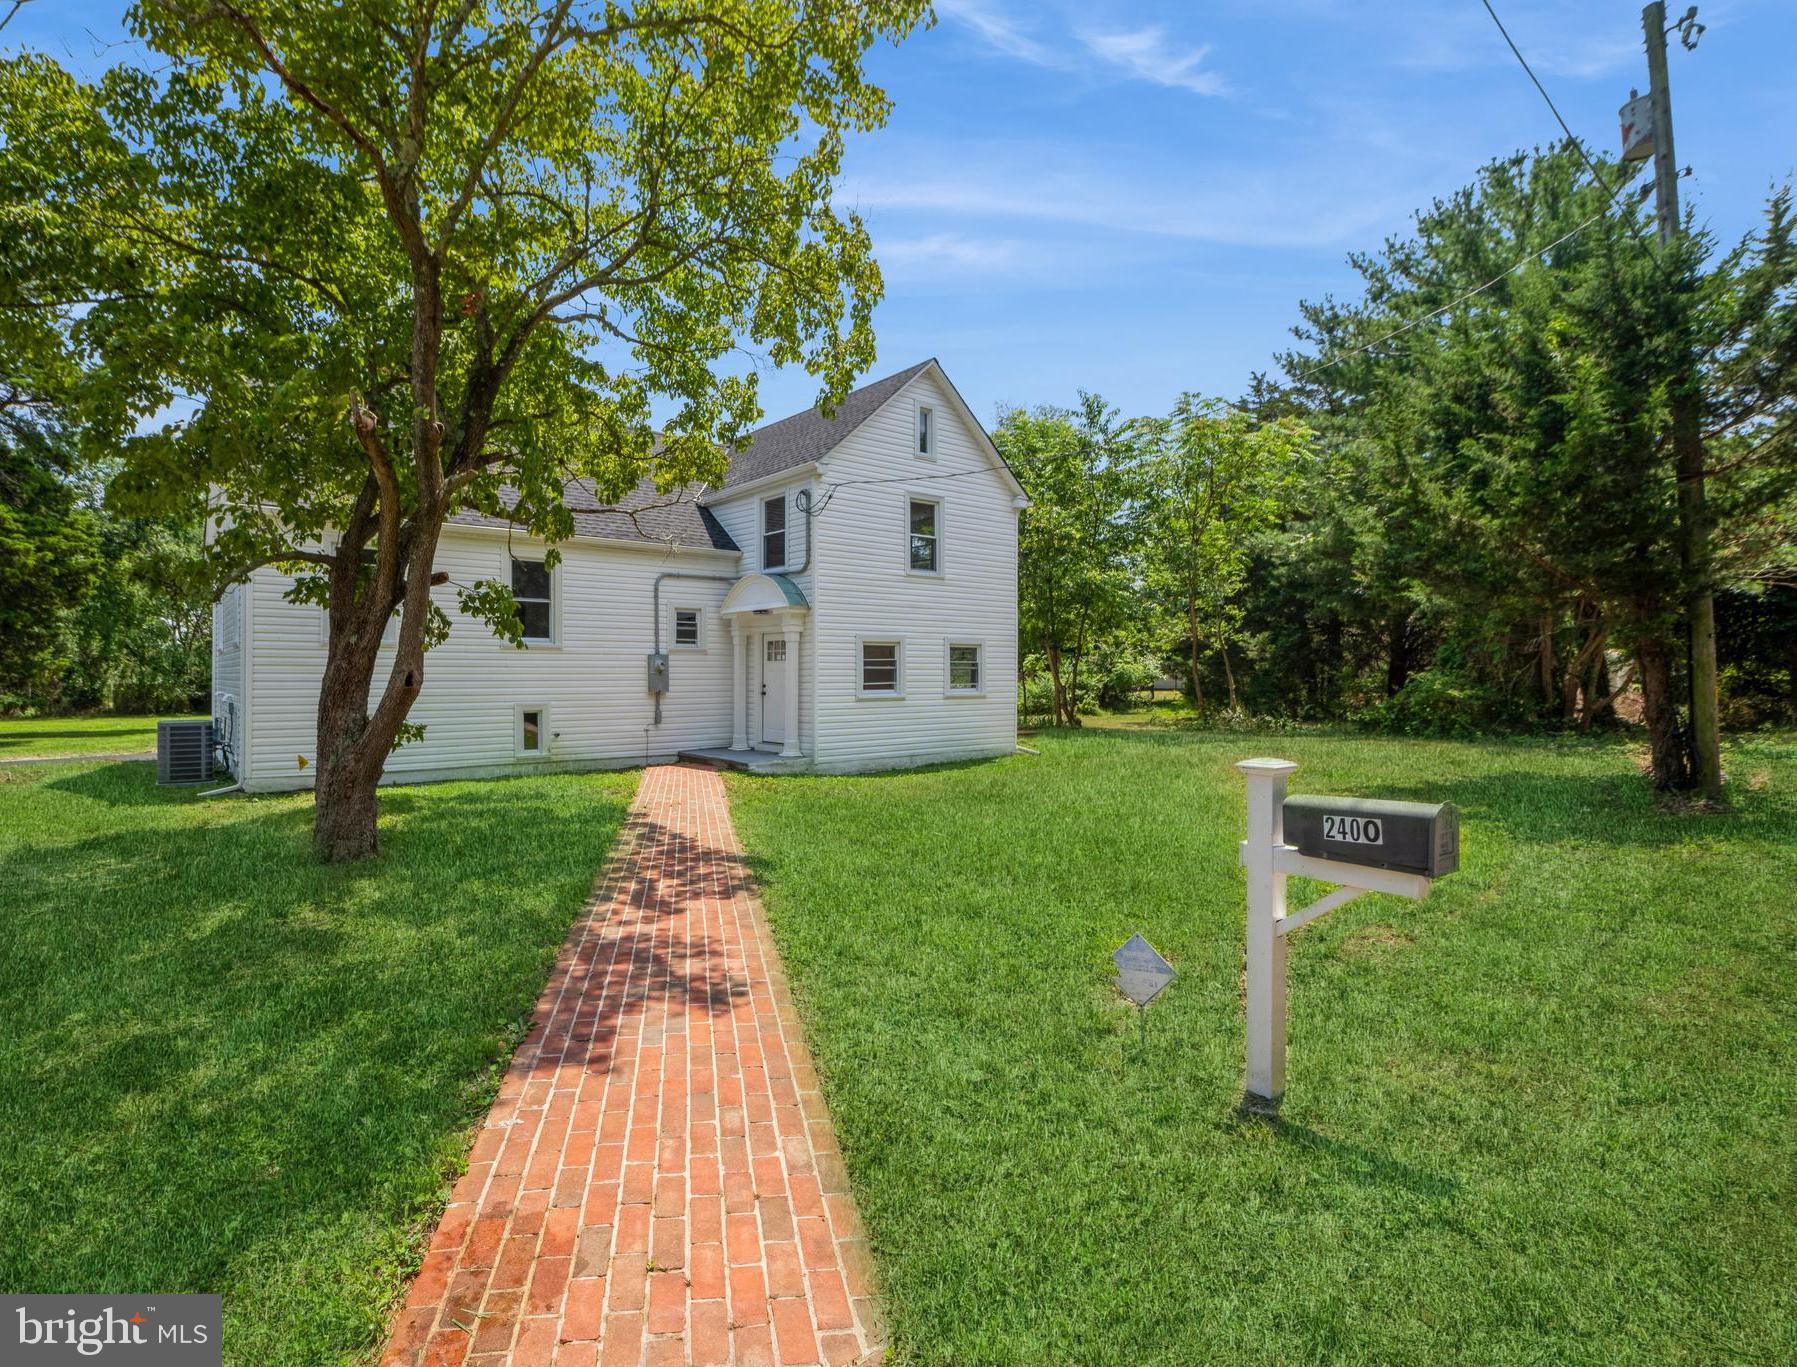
top-left (760, 635), bottom-right (788, 747)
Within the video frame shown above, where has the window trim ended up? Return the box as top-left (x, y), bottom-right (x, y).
top-left (916, 402), bottom-right (935, 459)
top-left (510, 554), bottom-right (558, 648)
top-left (671, 605), bottom-right (706, 652)
top-left (762, 494), bottom-right (788, 571)
top-left (515, 704), bottom-right (552, 759)
top-left (856, 636), bottom-right (905, 699)
top-left (944, 640), bottom-right (986, 697)
top-left (905, 494), bottom-right (944, 577)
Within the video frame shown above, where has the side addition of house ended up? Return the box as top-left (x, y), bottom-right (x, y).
top-left (211, 359), bottom-right (1026, 790)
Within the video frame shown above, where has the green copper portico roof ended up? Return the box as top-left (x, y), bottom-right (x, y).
top-left (720, 572), bottom-right (809, 615)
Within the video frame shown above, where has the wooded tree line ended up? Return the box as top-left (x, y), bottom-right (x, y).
top-left (1005, 146), bottom-right (1796, 794)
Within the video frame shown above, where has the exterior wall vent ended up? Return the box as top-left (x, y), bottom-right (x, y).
top-left (157, 720), bottom-right (215, 786)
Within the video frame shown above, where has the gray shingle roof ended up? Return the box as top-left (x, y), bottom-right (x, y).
top-left (717, 359), bottom-right (935, 489)
top-left (449, 477), bottom-right (738, 552)
top-left (447, 361), bottom-right (938, 552)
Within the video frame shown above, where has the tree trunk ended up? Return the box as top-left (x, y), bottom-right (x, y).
top-left (1538, 614), bottom-right (1557, 711)
top-left (312, 634), bottom-right (387, 861)
top-left (1068, 623), bottom-right (1085, 726)
top-left (1637, 637), bottom-right (1692, 791)
top-left (1186, 601), bottom-right (1204, 712)
top-left (1220, 642), bottom-right (1239, 711)
top-left (1385, 612), bottom-right (1413, 698)
top-left (1673, 393), bottom-right (1724, 800)
top-left (1046, 640), bottom-right (1070, 727)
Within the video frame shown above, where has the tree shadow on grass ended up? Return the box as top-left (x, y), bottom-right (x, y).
top-left (0, 764), bottom-right (743, 1364)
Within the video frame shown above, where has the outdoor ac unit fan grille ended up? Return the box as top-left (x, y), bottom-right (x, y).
top-left (157, 720), bottom-right (214, 785)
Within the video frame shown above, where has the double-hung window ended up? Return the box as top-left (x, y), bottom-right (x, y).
top-left (908, 498), bottom-right (940, 574)
top-left (511, 557), bottom-right (553, 642)
top-left (762, 495), bottom-right (787, 570)
top-left (859, 640), bottom-right (901, 696)
top-left (673, 607), bottom-right (702, 648)
top-left (946, 642), bottom-right (983, 694)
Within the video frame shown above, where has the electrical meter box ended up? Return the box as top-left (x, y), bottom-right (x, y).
top-left (1282, 795), bottom-right (1459, 878)
top-left (646, 652), bottom-right (669, 693)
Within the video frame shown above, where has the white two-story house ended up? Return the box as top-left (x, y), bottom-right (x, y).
top-left (211, 359), bottom-right (1025, 791)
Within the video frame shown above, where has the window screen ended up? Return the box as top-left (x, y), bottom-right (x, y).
top-left (948, 644), bottom-right (981, 692)
top-left (861, 641), bottom-right (899, 692)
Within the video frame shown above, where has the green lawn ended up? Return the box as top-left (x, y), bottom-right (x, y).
top-left (728, 729), bottom-right (1797, 1364)
top-left (0, 760), bottom-right (636, 1365)
top-left (0, 712), bottom-right (204, 758)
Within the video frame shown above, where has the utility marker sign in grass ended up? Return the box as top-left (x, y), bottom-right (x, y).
top-left (1113, 933), bottom-right (1176, 1046)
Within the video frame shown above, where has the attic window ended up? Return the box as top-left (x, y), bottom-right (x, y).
top-left (916, 404), bottom-right (934, 457)
top-left (762, 495), bottom-right (787, 570)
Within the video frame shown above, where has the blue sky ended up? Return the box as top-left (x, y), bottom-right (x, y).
top-left (13, 1), bottom-right (1797, 428)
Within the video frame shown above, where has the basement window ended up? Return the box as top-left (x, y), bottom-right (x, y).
top-left (516, 705), bottom-right (550, 758)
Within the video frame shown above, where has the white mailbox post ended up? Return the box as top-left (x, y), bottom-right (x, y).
top-left (1236, 758), bottom-right (1443, 1111)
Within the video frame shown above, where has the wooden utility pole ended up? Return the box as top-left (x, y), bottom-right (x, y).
top-left (1642, 1), bottom-right (1723, 800)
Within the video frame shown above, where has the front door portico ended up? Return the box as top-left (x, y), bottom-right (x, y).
top-left (720, 573), bottom-right (809, 761)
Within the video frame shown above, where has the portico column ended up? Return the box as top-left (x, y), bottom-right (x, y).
top-left (780, 619), bottom-right (803, 759)
top-left (729, 618), bottom-right (748, 751)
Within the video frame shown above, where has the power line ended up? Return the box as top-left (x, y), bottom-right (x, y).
top-left (1476, 0), bottom-right (1630, 213)
top-left (1286, 210), bottom-right (1606, 385)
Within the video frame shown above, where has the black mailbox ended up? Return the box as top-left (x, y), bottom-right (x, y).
top-left (1282, 795), bottom-right (1459, 878)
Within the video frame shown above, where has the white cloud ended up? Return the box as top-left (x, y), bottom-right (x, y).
top-left (933, 0), bottom-right (1062, 68)
top-left (842, 138), bottom-right (1427, 252)
top-left (876, 232), bottom-right (1035, 274)
top-left (1078, 26), bottom-right (1230, 96)
top-left (937, 2), bottom-right (1229, 97)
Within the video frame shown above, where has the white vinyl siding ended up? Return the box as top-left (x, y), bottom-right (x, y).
top-left (810, 368), bottom-right (1019, 771)
top-left (236, 527), bottom-right (738, 791)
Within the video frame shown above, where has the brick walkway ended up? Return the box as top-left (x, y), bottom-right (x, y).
top-left (381, 763), bottom-right (882, 1367)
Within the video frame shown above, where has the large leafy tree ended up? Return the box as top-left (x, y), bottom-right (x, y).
top-left (1001, 395), bottom-right (1138, 727)
top-left (0, 423), bottom-right (99, 698)
top-left (1277, 145), bottom-right (1796, 789)
top-left (1, 1), bottom-right (928, 857)
top-left (1134, 396), bottom-right (1307, 711)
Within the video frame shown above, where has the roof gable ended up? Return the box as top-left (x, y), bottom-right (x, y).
top-left (717, 360), bottom-right (934, 489)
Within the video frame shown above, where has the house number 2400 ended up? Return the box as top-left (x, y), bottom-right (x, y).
top-left (1323, 815), bottom-right (1383, 844)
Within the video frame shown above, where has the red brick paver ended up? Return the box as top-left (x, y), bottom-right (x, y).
top-left (381, 763), bottom-right (884, 1367)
